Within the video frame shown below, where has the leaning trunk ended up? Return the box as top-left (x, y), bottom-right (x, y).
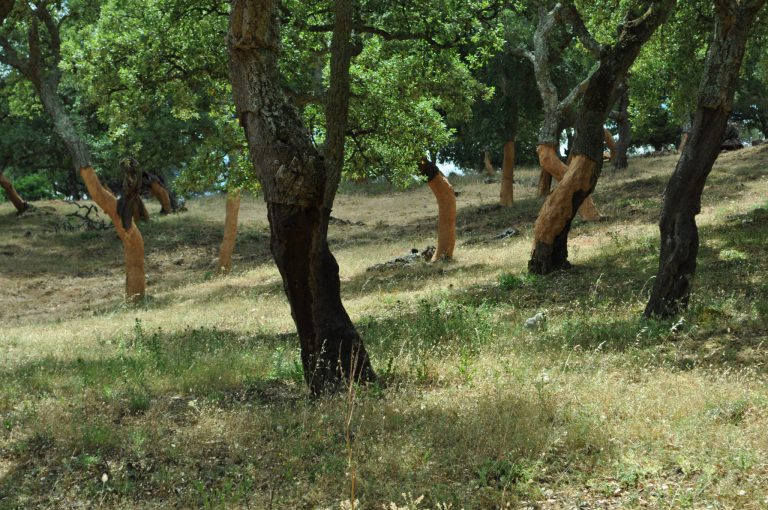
top-left (536, 144), bottom-right (601, 221)
top-left (80, 167), bottom-right (146, 301)
top-left (148, 180), bottom-right (173, 214)
top-left (218, 189), bottom-right (241, 274)
top-left (529, 154), bottom-right (598, 273)
top-left (499, 140), bottom-right (515, 206)
top-left (529, 0), bottom-right (676, 275)
top-left (36, 80), bottom-right (146, 302)
top-left (419, 159), bottom-right (457, 261)
top-left (0, 173), bottom-right (29, 213)
top-left (645, 0), bottom-right (763, 317)
top-left (228, 0), bottom-right (374, 393)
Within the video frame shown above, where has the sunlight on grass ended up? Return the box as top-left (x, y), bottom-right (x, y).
top-left (1, 147), bottom-right (768, 508)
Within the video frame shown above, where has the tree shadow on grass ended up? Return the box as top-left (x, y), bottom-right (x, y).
top-left (0, 314), bottom-right (609, 508)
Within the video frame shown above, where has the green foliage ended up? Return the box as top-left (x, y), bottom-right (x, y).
top-left (12, 172), bottom-right (57, 200)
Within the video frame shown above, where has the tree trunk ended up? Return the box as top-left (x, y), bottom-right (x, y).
top-left (536, 144), bottom-right (601, 221)
top-left (148, 179), bottom-right (173, 214)
top-left (645, 0), bottom-right (765, 318)
top-left (0, 172), bottom-right (29, 213)
top-left (419, 159), bottom-right (456, 261)
top-left (529, 154), bottom-right (598, 273)
top-left (483, 150), bottom-right (496, 176)
top-left (218, 189), bottom-right (241, 274)
top-left (678, 132), bottom-right (689, 153)
top-left (613, 88), bottom-right (631, 169)
top-left (499, 141), bottom-right (515, 206)
top-left (131, 197), bottom-right (150, 224)
top-left (529, 1), bottom-right (676, 275)
top-left (80, 167), bottom-right (146, 302)
top-left (229, 0), bottom-right (374, 393)
top-left (603, 128), bottom-right (617, 162)
top-left (1, 2), bottom-right (147, 302)
top-left (537, 169), bottom-right (553, 197)
top-left (37, 76), bottom-right (145, 302)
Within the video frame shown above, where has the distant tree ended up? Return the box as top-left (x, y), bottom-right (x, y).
top-left (419, 159), bottom-right (456, 260)
top-left (732, 13), bottom-right (768, 140)
top-left (611, 86), bottom-right (630, 169)
top-left (0, 0), bottom-right (28, 213)
top-left (645, 0), bottom-right (767, 318)
top-left (0, 0), bottom-right (146, 301)
top-left (0, 169), bottom-right (28, 213)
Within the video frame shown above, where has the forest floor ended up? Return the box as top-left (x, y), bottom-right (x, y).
top-left (1, 146), bottom-right (768, 509)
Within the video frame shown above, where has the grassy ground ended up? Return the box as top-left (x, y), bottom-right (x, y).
top-left (1, 146), bottom-right (768, 509)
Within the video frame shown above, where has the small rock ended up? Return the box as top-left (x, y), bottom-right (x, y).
top-left (524, 312), bottom-right (547, 330)
top-left (495, 228), bottom-right (520, 240)
top-left (670, 317), bottom-right (686, 333)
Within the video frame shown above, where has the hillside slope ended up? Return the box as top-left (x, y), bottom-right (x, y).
top-left (1, 147), bottom-right (767, 509)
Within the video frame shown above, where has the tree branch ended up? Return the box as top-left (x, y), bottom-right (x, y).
top-left (0, 34), bottom-right (30, 75)
top-left (559, 1), bottom-right (601, 57)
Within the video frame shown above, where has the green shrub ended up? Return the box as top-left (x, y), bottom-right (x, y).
top-left (14, 172), bottom-right (56, 201)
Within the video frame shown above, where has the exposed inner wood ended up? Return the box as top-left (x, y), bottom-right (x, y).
top-left (603, 128), bottom-right (617, 162)
top-left (0, 172), bottom-right (29, 213)
top-left (499, 141), bottom-right (515, 206)
top-left (536, 144), bottom-right (601, 221)
top-left (80, 166), bottom-right (146, 302)
top-left (218, 189), bottom-right (242, 274)
top-left (533, 154), bottom-right (597, 246)
top-left (427, 172), bottom-right (457, 261)
top-left (483, 150), bottom-right (496, 176)
top-left (149, 180), bottom-right (173, 214)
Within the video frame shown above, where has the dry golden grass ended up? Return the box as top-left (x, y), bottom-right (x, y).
top-left (1, 147), bottom-right (768, 508)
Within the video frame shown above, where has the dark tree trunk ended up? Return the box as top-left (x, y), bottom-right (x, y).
top-left (645, 0), bottom-right (765, 318)
top-left (529, 1), bottom-right (676, 275)
top-left (229, 0), bottom-right (374, 393)
top-left (613, 88), bottom-right (631, 170)
top-left (0, 0), bottom-right (13, 25)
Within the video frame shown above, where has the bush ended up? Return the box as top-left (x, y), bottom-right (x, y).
top-left (14, 172), bottom-right (56, 201)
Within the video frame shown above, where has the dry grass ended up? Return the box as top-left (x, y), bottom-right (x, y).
top-left (1, 147), bottom-right (768, 508)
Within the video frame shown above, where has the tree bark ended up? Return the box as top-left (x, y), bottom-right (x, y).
top-left (499, 141), bottom-right (515, 206)
top-left (529, 1), bottom-right (676, 274)
top-left (6, 8), bottom-right (148, 302)
top-left (148, 179), bottom-right (173, 214)
top-left (537, 169), bottom-right (553, 197)
top-left (80, 167), bottom-right (146, 302)
top-left (419, 159), bottom-right (456, 261)
top-left (645, 0), bottom-right (765, 318)
top-left (536, 144), bottom-right (601, 221)
top-left (613, 88), bottom-right (631, 169)
top-left (229, 0), bottom-right (374, 393)
top-left (218, 189), bottom-right (241, 274)
top-left (0, 172), bottom-right (29, 213)
top-left (131, 197), bottom-right (150, 224)
top-left (603, 128), bottom-right (617, 162)
top-left (483, 150), bottom-right (496, 176)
